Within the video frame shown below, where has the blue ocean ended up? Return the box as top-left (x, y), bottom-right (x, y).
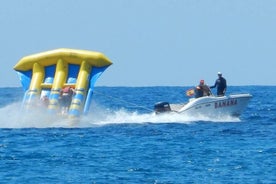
top-left (0, 86), bottom-right (275, 183)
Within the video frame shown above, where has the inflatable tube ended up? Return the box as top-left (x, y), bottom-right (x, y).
top-left (14, 48), bottom-right (112, 118)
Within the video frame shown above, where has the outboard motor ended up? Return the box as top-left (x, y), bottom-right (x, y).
top-left (154, 102), bottom-right (171, 114)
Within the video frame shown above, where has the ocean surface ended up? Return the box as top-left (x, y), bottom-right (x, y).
top-left (0, 86), bottom-right (275, 183)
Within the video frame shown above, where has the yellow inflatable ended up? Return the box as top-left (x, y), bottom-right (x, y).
top-left (14, 48), bottom-right (112, 118)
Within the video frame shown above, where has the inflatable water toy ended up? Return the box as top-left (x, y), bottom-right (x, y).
top-left (14, 48), bottom-right (112, 118)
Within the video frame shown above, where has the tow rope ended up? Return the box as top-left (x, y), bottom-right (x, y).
top-left (93, 91), bottom-right (154, 113)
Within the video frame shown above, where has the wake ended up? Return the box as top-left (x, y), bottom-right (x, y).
top-left (0, 102), bottom-right (240, 128)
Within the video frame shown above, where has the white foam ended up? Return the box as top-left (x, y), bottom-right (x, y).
top-left (79, 106), bottom-right (240, 127)
top-left (0, 102), bottom-right (240, 128)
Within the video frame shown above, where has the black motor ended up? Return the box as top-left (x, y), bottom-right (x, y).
top-left (154, 102), bottom-right (171, 114)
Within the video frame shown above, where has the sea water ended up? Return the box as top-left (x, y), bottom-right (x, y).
top-left (0, 86), bottom-right (275, 183)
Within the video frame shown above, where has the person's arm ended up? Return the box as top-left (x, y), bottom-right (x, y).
top-left (223, 83), bottom-right (227, 94)
top-left (210, 80), bottom-right (217, 88)
top-left (223, 79), bottom-right (227, 94)
top-left (70, 87), bottom-right (76, 96)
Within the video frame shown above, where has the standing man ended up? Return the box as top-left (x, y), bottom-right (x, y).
top-left (210, 72), bottom-right (227, 96)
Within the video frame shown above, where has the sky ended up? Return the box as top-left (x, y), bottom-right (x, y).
top-left (0, 0), bottom-right (275, 87)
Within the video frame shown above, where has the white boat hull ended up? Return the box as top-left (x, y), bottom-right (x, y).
top-left (155, 93), bottom-right (252, 118)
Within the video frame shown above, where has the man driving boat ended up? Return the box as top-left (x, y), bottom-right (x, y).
top-left (195, 80), bottom-right (211, 98)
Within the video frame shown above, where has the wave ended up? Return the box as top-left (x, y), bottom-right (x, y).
top-left (0, 102), bottom-right (240, 128)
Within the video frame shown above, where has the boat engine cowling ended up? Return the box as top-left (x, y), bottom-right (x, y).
top-left (154, 102), bottom-right (171, 114)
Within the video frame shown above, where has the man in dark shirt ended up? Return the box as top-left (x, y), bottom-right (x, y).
top-left (210, 72), bottom-right (227, 96)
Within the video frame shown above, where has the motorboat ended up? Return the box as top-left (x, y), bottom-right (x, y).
top-left (154, 93), bottom-right (252, 118)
